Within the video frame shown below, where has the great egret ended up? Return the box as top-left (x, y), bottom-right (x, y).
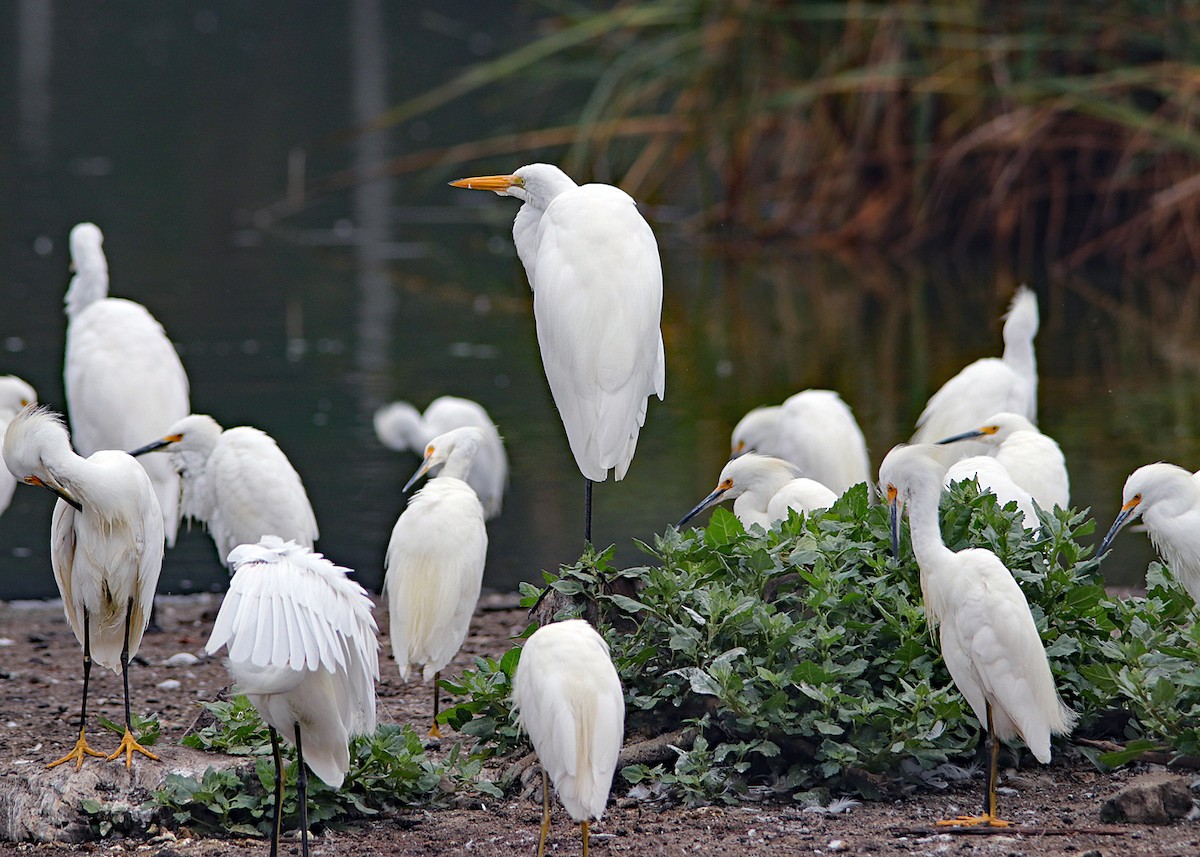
top-left (880, 443), bottom-right (1076, 826)
top-left (678, 453), bottom-right (837, 530)
top-left (1099, 462), bottom-right (1200, 605)
top-left (937, 412), bottom-right (1068, 511)
top-left (512, 619), bottom-right (624, 857)
top-left (0, 376), bottom-right (37, 517)
top-left (944, 455), bottom-right (1039, 527)
top-left (731, 390), bottom-right (871, 496)
top-left (64, 223), bottom-right (189, 546)
top-left (3, 405), bottom-right (164, 768)
top-left (374, 395), bottom-right (508, 519)
top-left (450, 164), bottom-right (665, 544)
top-left (206, 537), bottom-right (379, 857)
top-left (911, 287), bottom-right (1039, 447)
top-left (384, 426), bottom-right (488, 737)
top-left (129, 414), bottom-right (318, 568)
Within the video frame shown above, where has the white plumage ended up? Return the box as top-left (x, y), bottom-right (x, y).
top-left (130, 413), bottom-right (318, 568)
top-left (911, 287), bottom-right (1039, 447)
top-left (944, 456), bottom-right (1040, 527)
top-left (374, 395), bottom-right (508, 519)
top-left (384, 426), bottom-right (488, 734)
top-left (1099, 462), bottom-right (1200, 605)
top-left (512, 619), bottom-right (624, 856)
top-left (730, 389), bottom-right (871, 496)
top-left (679, 453), bottom-right (837, 530)
top-left (3, 405), bottom-right (164, 768)
top-left (0, 375), bottom-right (37, 517)
top-left (881, 443), bottom-right (1075, 826)
top-left (63, 222), bottom-right (190, 546)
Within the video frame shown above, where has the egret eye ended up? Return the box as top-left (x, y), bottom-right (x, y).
top-left (720, 478), bottom-right (733, 490)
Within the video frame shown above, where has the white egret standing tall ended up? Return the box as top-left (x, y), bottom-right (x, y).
top-left (384, 426), bottom-right (488, 736)
top-left (206, 537), bottom-right (379, 857)
top-left (911, 287), bottom-right (1039, 447)
top-left (129, 414), bottom-right (318, 568)
top-left (450, 165), bottom-right (665, 544)
top-left (374, 395), bottom-right (508, 519)
top-left (63, 223), bottom-right (189, 546)
top-left (512, 619), bottom-right (624, 857)
top-left (0, 375), bottom-right (37, 517)
top-left (678, 453), bottom-right (837, 531)
top-left (3, 405), bottom-right (164, 768)
top-left (880, 443), bottom-right (1075, 826)
top-left (1099, 462), bottom-right (1200, 605)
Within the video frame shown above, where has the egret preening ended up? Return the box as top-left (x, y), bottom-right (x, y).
top-left (3, 405), bottom-right (164, 768)
top-left (1099, 462), bottom-right (1200, 606)
top-left (911, 287), bottom-right (1039, 447)
top-left (206, 537), bottom-right (379, 857)
top-left (937, 412), bottom-right (1068, 512)
top-left (64, 223), bottom-right (190, 546)
top-left (450, 165), bottom-right (665, 544)
top-left (512, 619), bottom-right (624, 857)
top-left (880, 443), bottom-right (1075, 826)
top-left (678, 453), bottom-right (837, 530)
top-left (384, 426), bottom-right (488, 737)
top-left (731, 389), bottom-right (871, 496)
top-left (0, 376), bottom-right (37, 517)
top-left (129, 414), bottom-right (318, 568)
top-left (374, 395), bottom-right (508, 520)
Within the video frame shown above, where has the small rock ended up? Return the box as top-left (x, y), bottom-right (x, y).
top-left (156, 679), bottom-right (181, 691)
top-left (162, 652), bottom-right (199, 667)
top-left (827, 840), bottom-right (847, 852)
top-left (1099, 772), bottom-right (1194, 824)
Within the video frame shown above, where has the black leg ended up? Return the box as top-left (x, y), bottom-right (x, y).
top-left (429, 671), bottom-right (444, 738)
top-left (80, 608), bottom-right (93, 729)
top-left (536, 766), bottom-right (550, 857)
top-left (984, 701), bottom-right (998, 819)
top-left (269, 726), bottom-right (283, 857)
top-left (294, 723), bottom-right (309, 857)
top-left (120, 597), bottom-right (134, 731)
top-left (584, 478), bottom-right (593, 545)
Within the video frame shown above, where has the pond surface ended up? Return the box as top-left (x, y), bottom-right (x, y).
top-left (1, 3), bottom-right (1196, 600)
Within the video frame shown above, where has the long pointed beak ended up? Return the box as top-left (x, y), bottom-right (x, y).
top-left (936, 428), bottom-right (985, 445)
top-left (1098, 498), bottom-right (1141, 557)
top-left (887, 485), bottom-right (900, 559)
top-left (403, 456), bottom-right (436, 493)
top-left (128, 435), bottom-right (180, 457)
top-left (448, 174), bottom-right (520, 193)
top-left (27, 476), bottom-right (83, 512)
top-left (678, 485), bottom-right (729, 528)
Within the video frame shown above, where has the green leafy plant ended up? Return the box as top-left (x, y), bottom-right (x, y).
top-left (98, 712), bottom-right (161, 747)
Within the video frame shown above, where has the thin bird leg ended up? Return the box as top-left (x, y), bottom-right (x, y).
top-left (582, 819), bottom-right (590, 857)
top-left (47, 608), bottom-right (106, 769)
top-left (268, 726), bottom-right (283, 857)
top-left (584, 478), bottom-right (594, 545)
top-left (429, 671), bottom-right (444, 739)
top-left (936, 701), bottom-right (1011, 827)
top-left (294, 723), bottom-right (310, 857)
top-left (536, 767), bottom-right (550, 857)
top-left (106, 598), bottom-right (160, 767)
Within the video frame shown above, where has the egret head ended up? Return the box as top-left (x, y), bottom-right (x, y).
top-left (878, 443), bottom-right (949, 559)
top-left (373, 401), bottom-right (423, 452)
top-left (449, 163), bottom-right (578, 208)
top-left (935, 411), bottom-right (1037, 447)
top-left (678, 453), bottom-right (799, 528)
top-left (729, 406), bottom-right (780, 459)
top-left (2, 405), bottom-right (82, 510)
top-left (129, 414), bottom-right (222, 477)
top-left (1099, 462), bottom-right (1194, 556)
top-left (403, 426), bottom-right (487, 491)
top-left (0, 376), bottom-right (36, 421)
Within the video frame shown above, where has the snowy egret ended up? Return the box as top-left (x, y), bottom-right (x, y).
top-left (64, 223), bottom-right (189, 546)
top-left (678, 453), bottom-right (837, 530)
top-left (880, 443), bottom-right (1076, 826)
top-left (1099, 462), bottom-right (1200, 605)
top-left (129, 414), bottom-right (318, 568)
top-left (206, 537), bottom-right (379, 857)
top-left (937, 412), bottom-right (1068, 511)
top-left (512, 619), bottom-right (624, 857)
top-left (450, 165), bottom-right (665, 543)
top-left (384, 426), bottom-right (488, 736)
top-left (730, 389), bottom-right (871, 496)
top-left (374, 395), bottom-right (508, 519)
top-left (3, 405), bottom-right (164, 768)
top-left (944, 455), bottom-right (1039, 526)
top-left (0, 375), bottom-right (37, 517)
top-left (911, 287), bottom-right (1039, 447)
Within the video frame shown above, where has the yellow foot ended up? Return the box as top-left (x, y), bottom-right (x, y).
top-left (428, 721), bottom-right (444, 739)
top-left (936, 813), bottom-right (1011, 828)
top-left (105, 727), bottom-right (160, 768)
top-left (47, 731), bottom-right (106, 770)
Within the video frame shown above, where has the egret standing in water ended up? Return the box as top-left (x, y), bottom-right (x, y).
top-left (206, 537), bottom-right (379, 857)
top-left (130, 414), bottom-right (318, 569)
top-left (374, 395), bottom-right (508, 520)
top-left (0, 376), bottom-right (37, 517)
top-left (880, 443), bottom-right (1075, 826)
top-left (3, 406), bottom-right (164, 768)
top-left (678, 453), bottom-right (837, 530)
top-left (384, 427), bottom-right (488, 737)
top-left (911, 287), bottom-right (1039, 447)
top-left (63, 223), bottom-right (189, 546)
top-left (512, 619), bottom-right (624, 857)
top-left (450, 165), bottom-right (665, 544)
top-left (1099, 462), bottom-right (1200, 605)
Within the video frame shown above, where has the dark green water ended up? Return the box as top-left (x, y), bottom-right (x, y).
top-left (0, 3), bottom-right (1195, 600)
